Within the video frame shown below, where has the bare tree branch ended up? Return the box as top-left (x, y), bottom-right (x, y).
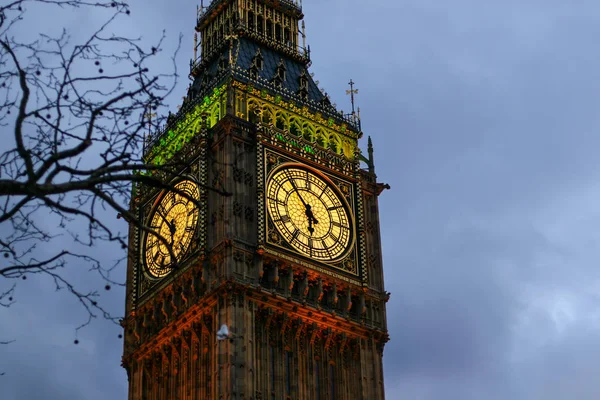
top-left (0, 0), bottom-right (229, 337)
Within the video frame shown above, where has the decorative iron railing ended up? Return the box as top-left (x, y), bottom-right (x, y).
top-left (197, 0), bottom-right (303, 27)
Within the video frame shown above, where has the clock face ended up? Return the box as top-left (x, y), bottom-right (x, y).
top-left (266, 165), bottom-right (353, 261)
top-left (143, 179), bottom-right (200, 278)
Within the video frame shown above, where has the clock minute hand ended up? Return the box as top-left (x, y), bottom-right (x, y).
top-left (287, 173), bottom-right (309, 208)
top-left (156, 207), bottom-right (175, 233)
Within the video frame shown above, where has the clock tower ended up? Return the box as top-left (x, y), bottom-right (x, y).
top-left (122, 1), bottom-right (390, 399)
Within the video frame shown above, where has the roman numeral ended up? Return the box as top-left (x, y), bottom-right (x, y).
top-left (327, 205), bottom-right (343, 211)
top-left (323, 245), bottom-right (332, 259)
top-left (272, 198), bottom-right (286, 205)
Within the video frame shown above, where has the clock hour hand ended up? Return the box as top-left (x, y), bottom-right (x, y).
top-left (168, 218), bottom-right (177, 244)
top-left (305, 205), bottom-right (319, 235)
top-left (305, 204), bottom-right (319, 224)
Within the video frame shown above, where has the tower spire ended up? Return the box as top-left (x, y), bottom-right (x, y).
top-left (301, 20), bottom-right (306, 50)
top-left (368, 135), bottom-right (375, 174)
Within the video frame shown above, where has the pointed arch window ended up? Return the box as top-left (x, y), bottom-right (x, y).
top-left (275, 114), bottom-right (286, 130)
top-left (315, 129), bottom-right (325, 147)
top-left (302, 124), bottom-right (314, 142)
top-left (273, 60), bottom-right (286, 87)
top-left (328, 135), bottom-right (339, 153)
top-left (289, 119), bottom-right (300, 136)
top-left (251, 49), bottom-right (264, 71)
top-left (277, 61), bottom-right (286, 81)
top-left (248, 104), bottom-right (260, 124)
top-left (249, 66), bottom-right (258, 80)
top-left (262, 108), bottom-right (273, 125)
top-left (299, 71), bottom-right (308, 90)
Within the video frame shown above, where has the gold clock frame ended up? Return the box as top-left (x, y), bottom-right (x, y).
top-left (141, 179), bottom-right (200, 279)
top-left (262, 150), bottom-right (360, 277)
top-left (266, 163), bottom-right (355, 262)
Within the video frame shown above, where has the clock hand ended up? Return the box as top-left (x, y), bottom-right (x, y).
top-left (285, 170), bottom-right (319, 234)
top-left (305, 204), bottom-right (319, 225)
top-left (168, 218), bottom-right (177, 245)
top-left (286, 171), bottom-right (309, 208)
top-left (157, 207), bottom-right (175, 234)
top-left (169, 218), bottom-right (177, 235)
top-left (307, 214), bottom-right (314, 236)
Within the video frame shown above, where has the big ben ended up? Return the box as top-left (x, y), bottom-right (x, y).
top-left (121, 1), bottom-right (390, 399)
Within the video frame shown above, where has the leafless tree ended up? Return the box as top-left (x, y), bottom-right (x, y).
top-left (0, 0), bottom-right (209, 336)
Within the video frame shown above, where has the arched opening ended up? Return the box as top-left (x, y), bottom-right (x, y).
top-left (315, 129), bottom-right (326, 147)
top-left (328, 134), bottom-right (340, 153)
top-left (289, 119), bottom-right (300, 136)
top-left (257, 15), bottom-right (263, 35)
top-left (284, 28), bottom-right (291, 46)
top-left (248, 11), bottom-right (255, 30)
top-left (302, 123), bottom-right (314, 142)
top-left (262, 108), bottom-right (273, 125)
top-left (275, 113), bottom-right (286, 130)
top-left (266, 20), bottom-right (272, 39)
top-left (248, 102), bottom-right (260, 124)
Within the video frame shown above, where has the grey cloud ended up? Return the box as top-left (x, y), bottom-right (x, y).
top-left (4, 1), bottom-right (600, 399)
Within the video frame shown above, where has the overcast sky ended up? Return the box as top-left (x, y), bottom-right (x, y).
top-left (3, 0), bottom-right (600, 399)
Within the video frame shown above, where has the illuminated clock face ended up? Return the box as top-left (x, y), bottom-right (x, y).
top-left (143, 179), bottom-right (200, 278)
top-left (266, 165), bottom-right (353, 261)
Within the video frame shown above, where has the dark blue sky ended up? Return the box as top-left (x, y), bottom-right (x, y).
top-left (3, 1), bottom-right (600, 399)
